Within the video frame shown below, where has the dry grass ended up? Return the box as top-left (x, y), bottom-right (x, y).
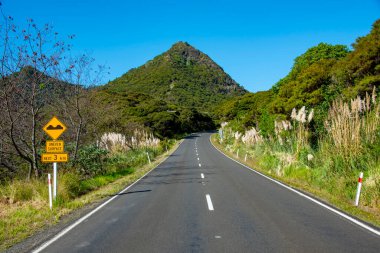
top-left (99, 130), bottom-right (160, 152)
top-left (241, 127), bottom-right (263, 146)
top-left (325, 87), bottom-right (380, 159)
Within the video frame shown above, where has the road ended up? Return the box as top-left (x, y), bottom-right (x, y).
top-left (34, 133), bottom-right (380, 253)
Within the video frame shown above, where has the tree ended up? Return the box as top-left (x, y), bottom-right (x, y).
top-left (0, 10), bottom-right (72, 179)
top-left (272, 43), bottom-right (349, 93)
top-left (57, 54), bottom-right (108, 162)
top-left (332, 19), bottom-right (380, 98)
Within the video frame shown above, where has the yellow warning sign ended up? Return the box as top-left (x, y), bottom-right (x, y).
top-left (41, 153), bottom-right (68, 163)
top-left (43, 116), bottom-right (67, 140)
top-left (46, 140), bottom-right (64, 153)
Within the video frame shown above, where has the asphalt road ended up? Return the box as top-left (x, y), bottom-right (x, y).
top-left (34, 133), bottom-right (380, 253)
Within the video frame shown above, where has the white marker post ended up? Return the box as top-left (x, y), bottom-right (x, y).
top-left (355, 172), bottom-right (364, 206)
top-left (53, 162), bottom-right (57, 200)
top-left (245, 153), bottom-right (247, 162)
top-left (236, 149), bottom-right (239, 158)
top-left (48, 174), bottom-right (52, 210)
top-left (146, 152), bottom-right (151, 164)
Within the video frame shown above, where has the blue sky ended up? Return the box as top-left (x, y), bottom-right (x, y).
top-left (4, 0), bottom-right (380, 92)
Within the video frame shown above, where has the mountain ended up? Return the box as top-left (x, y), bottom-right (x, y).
top-left (103, 42), bottom-right (246, 111)
top-left (93, 42), bottom-right (248, 137)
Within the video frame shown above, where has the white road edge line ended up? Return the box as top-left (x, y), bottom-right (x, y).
top-left (32, 140), bottom-right (184, 253)
top-left (201, 173), bottom-right (204, 179)
top-left (209, 135), bottom-right (380, 237)
top-left (206, 194), bottom-right (214, 211)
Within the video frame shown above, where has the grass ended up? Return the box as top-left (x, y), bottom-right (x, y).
top-left (0, 140), bottom-right (181, 251)
top-left (211, 134), bottom-right (380, 228)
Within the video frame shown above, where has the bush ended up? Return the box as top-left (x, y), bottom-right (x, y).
top-left (60, 173), bottom-right (82, 200)
top-left (1, 180), bottom-right (35, 203)
top-left (75, 145), bottom-right (108, 177)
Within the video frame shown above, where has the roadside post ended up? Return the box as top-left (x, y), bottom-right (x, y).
top-left (355, 172), bottom-right (364, 206)
top-left (48, 173), bottom-right (52, 210)
top-left (42, 116), bottom-right (68, 201)
top-left (147, 152), bottom-right (151, 164)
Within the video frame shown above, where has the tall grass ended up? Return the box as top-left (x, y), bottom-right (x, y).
top-left (327, 89), bottom-right (379, 153)
top-left (218, 87), bottom-right (380, 219)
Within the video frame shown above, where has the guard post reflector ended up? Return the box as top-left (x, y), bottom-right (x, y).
top-left (355, 172), bottom-right (364, 206)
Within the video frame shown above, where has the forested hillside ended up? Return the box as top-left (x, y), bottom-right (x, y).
top-left (218, 19), bottom-right (380, 125)
top-left (106, 42), bottom-right (245, 110)
top-left (94, 42), bottom-right (246, 138)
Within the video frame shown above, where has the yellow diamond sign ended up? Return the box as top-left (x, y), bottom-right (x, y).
top-left (43, 116), bottom-right (67, 140)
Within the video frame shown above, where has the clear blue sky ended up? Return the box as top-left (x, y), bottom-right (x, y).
top-left (4, 0), bottom-right (380, 92)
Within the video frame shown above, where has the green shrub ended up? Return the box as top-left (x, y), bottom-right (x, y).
top-left (75, 145), bottom-right (108, 177)
top-left (60, 173), bottom-right (82, 200)
top-left (7, 180), bottom-right (34, 203)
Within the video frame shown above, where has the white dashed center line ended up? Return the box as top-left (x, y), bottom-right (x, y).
top-left (199, 163), bottom-right (201, 167)
top-left (201, 173), bottom-right (204, 179)
top-left (206, 194), bottom-right (214, 211)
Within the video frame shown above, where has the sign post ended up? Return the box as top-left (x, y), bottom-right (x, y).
top-left (48, 173), bottom-right (52, 210)
top-left (42, 116), bottom-right (68, 201)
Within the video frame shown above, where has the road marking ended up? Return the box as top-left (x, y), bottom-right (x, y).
top-left (202, 182), bottom-right (206, 186)
top-left (206, 194), bottom-right (214, 211)
top-left (32, 141), bottom-right (184, 253)
top-left (201, 173), bottom-right (204, 179)
top-left (199, 163), bottom-right (201, 167)
top-left (215, 235), bottom-right (222, 239)
top-left (197, 157), bottom-right (200, 161)
top-left (210, 135), bottom-right (380, 237)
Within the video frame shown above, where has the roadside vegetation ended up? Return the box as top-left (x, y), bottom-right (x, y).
top-left (0, 132), bottom-right (177, 251)
top-left (214, 19), bottom-right (380, 226)
top-left (213, 26), bottom-right (380, 227)
top-left (214, 88), bottom-right (380, 225)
